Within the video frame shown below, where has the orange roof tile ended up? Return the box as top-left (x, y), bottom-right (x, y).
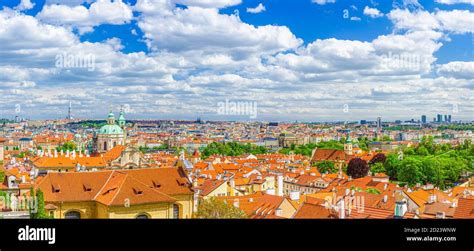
top-left (453, 197), bottom-right (474, 219)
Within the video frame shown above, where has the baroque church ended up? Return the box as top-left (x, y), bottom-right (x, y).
top-left (94, 109), bottom-right (126, 153)
top-left (93, 108), bottom-right (147, 169)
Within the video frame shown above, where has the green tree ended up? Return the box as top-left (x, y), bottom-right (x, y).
top-left (397, 157), bottom-right (423, 186)
top-left (383, 154), bottom-right (402, 179)
top-left (316, 160), bottom-right (337, 174)
top-left (403, 147), bottom-right (415, 155)
top-left (366, 187), bottom-right (381, 195)
top-left (419, 136), bottom-right (436, 154)
top-left (278, 140), bottom-right (344, 157)
top-left (201, 142), bottom-right (267, 159)
top-left (357, 137), bottom-right (371, 151)
top-left (371, 162), bottom-right (386, 174)
top-left (0, 190), bottom-right (7, 200)
top-left (194, 197), bottom-right (248, 219)
top-left (381, 135), bottom-right (392, 142)
top-left (30, 188), bottom-right (49, 219)
top-left (421, 158), bottom-right (444, 188)
top-left (56, 141), bottom-right (77, 152)
top-left (416, 146), bottom-right (429, 156)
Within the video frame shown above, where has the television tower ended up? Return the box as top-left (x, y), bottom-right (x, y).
top-left (67, 101), bottom-right (73, 120)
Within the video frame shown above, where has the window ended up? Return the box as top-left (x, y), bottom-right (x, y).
top-left (103, 142), bottom-right (107, 151)
top-left (173, 204), bottom-right (180, 219)
top-left (136, 213), bottom-right (149, 219)
top-left (65, 211), bottom-right (81, 219)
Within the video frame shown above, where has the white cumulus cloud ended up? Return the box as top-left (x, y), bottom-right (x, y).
top-left (247, 3), bottom-right (266, 14)
top-left (15, 0), bottom-right (35, 11)
top-left (312, 0), bottom-right (336, 5)
top-left (363, 6), bottom-right (384, 18)
top-left (37, 0), bottom-right (133, 34)
top-left (435, 0), bottom-right (474, 5)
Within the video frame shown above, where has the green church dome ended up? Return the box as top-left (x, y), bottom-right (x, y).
top-left (98, 124), bottom-right (124, 135)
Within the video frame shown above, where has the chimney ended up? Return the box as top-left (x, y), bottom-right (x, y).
top-left (394, 199), bottom-right (408, 218)
top-left (428, 194), bottom-right (437, 204)
top-left (383, 195), bottom-right (388, 203)
top-left (384, 183), bottom-right (388, 191)
top-left (450, 200), bottom-right (457, 208)
top-left (233, 199), bottom-right (239, 208)
top-left (275, 208), bottom-right (282, 217)
top-left (435, 211), bottom-right (446, 219)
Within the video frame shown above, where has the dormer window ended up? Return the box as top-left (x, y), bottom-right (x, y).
top-left (52, 184), bottom-right (60, 193)
top-left (176, 178), bottom-right (187, 186)
top-left (152, 181), bottom-right (161, 188)
top-left (83, 183), bottom-right (92, 192)
top-left (133, 188), bottom-right (143, 195)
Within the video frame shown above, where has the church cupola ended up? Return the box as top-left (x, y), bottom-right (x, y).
top-left (344, 131), bottom-right (353, 155)
top-left (107, 110), bottom-right (116, 125)
top-left (118, 108), bottom-right (126, 127)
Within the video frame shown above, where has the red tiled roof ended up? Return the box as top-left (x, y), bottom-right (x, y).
top-left (293, 203), bottom-right (338, 219)
top-left (311, 149), bottom-right (351, 162)
top-left (453, 197), bottom-right (474, 219)
top-left (35, 168), bottom-right (193, 206)
top-left (198, 179), bottom-right (226, 196)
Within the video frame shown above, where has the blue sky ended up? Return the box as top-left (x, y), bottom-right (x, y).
top-left (0, 0), bottom-right (472, 121)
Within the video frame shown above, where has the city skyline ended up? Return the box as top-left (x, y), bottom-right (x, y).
top-left (6, 103), bottom-right (472, 123)
top-left (0, 0), bottom-right (473, 121)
